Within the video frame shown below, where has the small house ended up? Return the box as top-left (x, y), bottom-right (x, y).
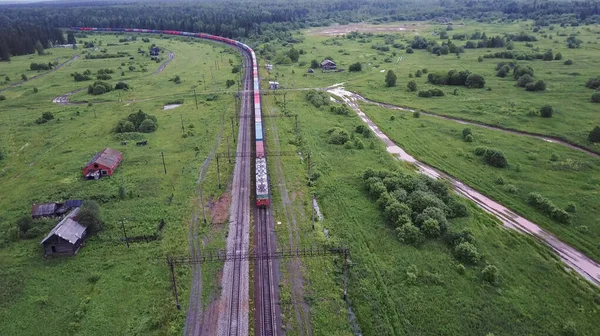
top-left (150, 47), bottom-right (160, 56)
top-left (40, 208), bottom-right (87, 256)
top-left (265, 64), bottom-right (273, 71)
top-left (321, 59), bottom-right (337, 71)
top-left (83, 148), bottom-right (122, 179)
top-left (269, 81), bottom-right (280, 90)
top-left (308, 68), bottom-right (314, 73)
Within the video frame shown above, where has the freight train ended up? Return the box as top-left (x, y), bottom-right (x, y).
top-left (72, 27), bottom-right (270, 207)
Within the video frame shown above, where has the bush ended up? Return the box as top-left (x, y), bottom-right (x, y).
top-left (525, 80), bottom-right (546, 92)
top-left (96, 74), bottom-right (112, 80)
top-left (421, 218), bottom-right (440, 237)
top-left (330, 105), bottom-right (350, 115)
top-left (327, 127), bottom-right (350, 145)
top-left (0, 95), bottom-right (5, 101)
top-left (474, 146), bottom-right (487, 156)
top-left (407, 80), bottom-right (417, 92)
top-left (114, 82), bottom-right (129, 90)
top-left (226, 79), bottom-right (235, 88)
top-left (527, 192), bottom-right (571, 224)
top-left (589, 126), bottom-right (600, 142)
top-left (406, 47), bottom-right (414, 54)
top-left (17, 216), bottom-right (34, 233)
top-left (554, 52), bottom-right (563, 60)
top-left (482, 265), bottom-right (499, 285)
top-left (413, 111), bottom-right (420, 118)
top-left (540, 105), bottom-right (553, 118)
top-left (87, 81), bottom-right (112, 95)
top-left (139, 119), bottom-right (157, 133)
top-left (415, 207), bottom-right (448, 229)
top-left (385, 70), bottom-right (397, 87)
top-left (585, 77), bottom-right (600, 90)
top-left (114, 120), bottom-right (135, 133)
top-left (513, 65), bottom-right (534, 79)
top-left (483, 149), bottom-right (508, 168)
top-left (517, 74), bottom-right (535, 87)
top-left (477, 56), bottom-right (483, 62)
top-left (349, 62), bottom-right (362, 72)
top-left (465, 74), bottom-right (486, 88)
top-left (564, 59), bottom-right (573, 65)
top-left (592, 92), bottom-right (600, 103)
top-left (25, 226), bottom-right (45, 239)
top-left (78, 201), bottom-right (102, 233)
top-left (33, 87), bottom-right (38, 93)
top-left (462, 128), bottom-right (472, 139)
top-left (454, 242), bottom-right (480, 264)
top-left (566, 203), bottom-right (577, 213)
top-left (464, 134), bottom-right (473, 142)
top-left (415, 70), bottom-right (422, 77)
top-left (306, 90), bottom-right (330, 108)
top-left (397, 223), bottom-right (424, 246)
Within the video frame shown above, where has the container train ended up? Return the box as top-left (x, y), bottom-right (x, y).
top-left (72, 27), bottom-right (270, 207)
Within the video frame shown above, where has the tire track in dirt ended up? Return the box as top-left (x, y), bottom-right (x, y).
top-left (0, 55), bottom-right (80, 93)
top-left (329, 86), bottom-right (600, 287)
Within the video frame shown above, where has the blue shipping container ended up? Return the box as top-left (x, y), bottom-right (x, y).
top-left (255, 123), bottom-right (263, 141)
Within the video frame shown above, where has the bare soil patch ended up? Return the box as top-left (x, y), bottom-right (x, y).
top-left (208, 192), bottom-right (232, 224)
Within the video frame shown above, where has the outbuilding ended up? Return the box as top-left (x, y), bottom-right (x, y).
top-left (40, 208), bottom-right (87, 256)
top-left (83, 147), bottom-right (122, 179)
top-left (321, 59), bottom-right (337, 71)
top-left (269, 81), bottom-right (280, 90)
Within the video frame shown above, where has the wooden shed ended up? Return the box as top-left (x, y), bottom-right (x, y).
top-left (40, 208), bottom-right (87, 256)
top-left (321, 59), bottom-right (337, 71)
top-left (83, 147), bottom-right (122, 179)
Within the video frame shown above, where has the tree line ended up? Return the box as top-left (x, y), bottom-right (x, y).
top-left (0, 23), bottom-right (65, 60)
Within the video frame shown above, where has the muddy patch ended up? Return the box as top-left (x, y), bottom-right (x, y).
top-left (163, 104), bottom-right (182, 110)
top-left (308, 22), bottom-right (429, 36)
top-left (208, 192), bottom-right (232, 224)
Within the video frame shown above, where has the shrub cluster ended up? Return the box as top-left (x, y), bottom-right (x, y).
top-left (306, 90), bottom-right (330, 108)
top-left (87, 81), bottom-right (112, 95)
top-left (527, 193), bottom-right (571, 224)
top-left (114, 109), bottom-right (158, 133)
top-left (35, 112), bottom-right (54, 124)
top-left (349, 62), bottom-right (362, 72)
top-left (72, 70), bottom-right (92, 81)
top-left (427, 70), bottom-right (485, 88)
top-left (85, 52), bottom-right (129, 59)
top-left (30, 62), bottom-right (53, 71)
top-left (473, 147), bottom-right (508, 168)
top-left (330, 105), bottom-right (350, 115)
top-left (418, 88), bottom-right (445, 97)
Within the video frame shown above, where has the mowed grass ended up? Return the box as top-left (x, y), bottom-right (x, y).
top-left (0, 34), bottom-right (238, 335)
top-left (359, 102), bottom-right (600, 261)
top-left (259, 20), bottom-right (600, 149)
top-left (262, 90), bottom-right (600, 336)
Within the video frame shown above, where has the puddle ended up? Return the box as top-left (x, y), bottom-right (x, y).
top-left (163, 104), bottom-right (182, 110)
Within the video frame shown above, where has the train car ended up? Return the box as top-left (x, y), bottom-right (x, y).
top-left (255, 123), bottom-right (263, 141)
top-left (256, 141), bottom-right (265, 158)
top-left (256, 158), bottom-right (270, 206)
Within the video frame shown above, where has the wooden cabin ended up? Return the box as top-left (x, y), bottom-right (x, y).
top-left (40, 208), bottom-right (87, 256)
top-left (321, 59), bottom-right (337, 71)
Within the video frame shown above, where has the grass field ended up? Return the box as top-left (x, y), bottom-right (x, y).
top-left (259, 20), bottom-right (600, 150)
top-left (0, 34), bottom-right (238, 335)
top-left (263, 90), bottom-right (600, 335)
top-left (359, 102), bottom-right (600, 261)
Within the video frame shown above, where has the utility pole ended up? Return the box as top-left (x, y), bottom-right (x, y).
top-left (180, 114), bottom-right (185, 134)
top-left (231, 117), bottom-right (235, 143)
top-left (168, 257), bottom-right (181, 310)
top-left (161, 152), bottom-right (167, 174)
top-left (93, 107), bottom-right (97, 118)
top-left (203, 74), bottom-right (206, 90)
top-left (199, 188), bottom-right (207, 224)
top-left (307, 152), bottom-right (311, 183)
top-left (226, 136), bottom-right (231, 164)
top-left (193, 88), bottom-right (198, 110)
top-left (312, 194), bottom-right (315, 230)
top-left (121, 219), bottom-right (129, 248)
top-left (283, 92), bottom-right (287, 114)
top-left (216, 155), bottom-right (221, 189)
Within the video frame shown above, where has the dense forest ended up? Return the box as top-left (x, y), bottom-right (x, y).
top-left (0, 0), bottom-right (599, 60)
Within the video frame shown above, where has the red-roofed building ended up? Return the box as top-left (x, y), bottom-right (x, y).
top-left (83, 148), bottom-right (122, 179)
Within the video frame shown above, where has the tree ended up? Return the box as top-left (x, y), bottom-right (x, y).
top-left (440, 45), bottom-right (449, 55)
top-left (454, 241), bottom-right (480, 264)
top-left (482, 265), bottom-right (499, 285)
top-left (114, 82), bottom-right (129, 90)
top-left (78, 201), bottom-right (102, 233)
top-left (67, 31), bottom-right (76, 45)
top-left (554, 52), bottom-right (562, 60)
top-left (42, 112), bottom-right (54, 121)
top-left (513, 65), bottom-right (534, 79)
top-left (34, 40), bottom-right (44, 55)
top-left (407, 80), bottom-right (417, 92)
top-left (592, 92), bottom-right (600, 103)
top-left (397, 223), bottom-right (424, 246)
top-left (540, 105), bottom-right (553, 118)
top-left (310, 59), bottom-right (319, 69)
top-left (115, 120), bottom-right (135, 133)
top-left (462, 128), bottom-right (472, 139)
top-left (385, 70), bottom-right (397, 87)
top-left (139, 119), bottom-right (157, 133)
top-left (421, 218), bottom-right (440, 237)
top-left (543, 49), bottom-right (553, 61)
top-left (226, 79), bottom-right (235, 88)
top-left (483, 149), bottom-right (508, 168)
top-left (287, 46), bottom-right (300, 63)
top-left (415, 69), bottom-right (422, 77)
top-left (406, 47), bottom-right (414, 54)
top-left (17, 216), bottom-right (34, 234)
top-left (465, 74), bottom-right (485, 88)
top-left (589, 126), bottom-right (600, 143)
top-left (564, 59), bottom-right (573, 65)
top-left (21, 74), bottom-right (28, 81)
top-left (349, 62), bottom-right (362, 72)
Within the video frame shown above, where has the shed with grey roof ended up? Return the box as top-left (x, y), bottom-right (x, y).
top-left (40, 208), bottom-right (87, 256)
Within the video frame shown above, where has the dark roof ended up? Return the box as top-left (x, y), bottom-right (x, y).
top-left (321, 59), bottom-right (336, 66)
top-left (65, 200), bottom-right (84, 208)
top-left (40, 208), bottom-right (86, 245)
top-left (32, 203), bottom-right (57, 217)
top-left (85, 148), bottom-right (122, 169)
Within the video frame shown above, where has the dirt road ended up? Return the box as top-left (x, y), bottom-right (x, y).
top-left (328, 85), bottom-right (600, 287)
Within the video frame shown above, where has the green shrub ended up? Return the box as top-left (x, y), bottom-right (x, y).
top-left (564, 59), bottom-right (573, 65)
top-left (454, 242), bottom-right (480, 264)
top-left (540, 105), bottom-right (553, 117)
top-left (407, 80), bottom-right (417, 92)
top-left (517, 74), bottom-right (535, 87)
top-left (25, 226), bottom-right (44, 239)
top-left (474, 147), bottom-right (487, 156)
top-left (566, 203), bottom-right (577, 213)
top-left (592, 92), bottom-right (600, 103)
top-left (0, 95), bottom-right (5, 101)
top-left (306, 90), bottom-right (330, 108)
top-left (483, 149), bottom-right (508, 168)
top-left (589, 126), bottom-right (600, 142)
top-left (495, 176), bottom-right (504, 185)
top-left (349, 62), bottom-right (362, 72)
top-left (327, 127), bottom-right (350, 145)
top-left (397, 223), bottom-right (424, 246)
top-left (413, 111), bottom-right (420, 118)
top-left (114, 82), bottom-right (129, 90)
top-left (464, 134), bottom-right (473, 142)
top-left (17, 216), bottom-right (34, 233)
top-left (78, 201), bottom-right (102, 233)
top-left (139, 119), bottom-right (157, 133)
top-left (482, 265), bottom-right (499, 285)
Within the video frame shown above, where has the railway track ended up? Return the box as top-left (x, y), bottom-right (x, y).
top-left (255, 208), bottom-right (279, 336)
